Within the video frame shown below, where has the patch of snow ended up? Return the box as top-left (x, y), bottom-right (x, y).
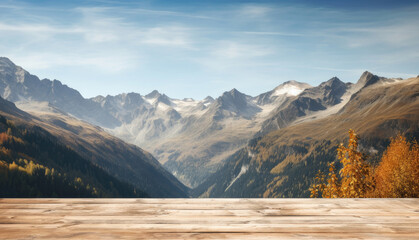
top-left (144, 97), bottom-right (157, 105)
top-left (156, 102), bottom-right (171, 111)
top-left (172, 99), bottom-right (199, 109)
top-left (255, 103), bottom-right (277, 118)
top-left (225, 164), bottom-right (249, 192)
top-left (172, 98), bottom-right (207, 117)
top-left (273, 84), bottom-right (303, 97)
top-left (247, 149), bottom-right (255, 159)
top-left (293, 92), bottom-right (351, 125)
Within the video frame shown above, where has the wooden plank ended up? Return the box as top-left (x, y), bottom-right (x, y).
top-left (0, 222), bottom-right (417, 233)
top-left (1, 215), bottom-right (418, 224)
top-left (0, 202), bottom-right (416, 209)
top-left (0, 199), bottom-right (418, 239)
top-left (0, 231), bottom-right (418, 240)
top-left (1, 208), bottom-right (417, 217)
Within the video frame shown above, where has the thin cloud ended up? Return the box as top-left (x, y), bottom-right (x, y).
top-left (237, 4), bottom-right (272, 18)
top-left (0, 22), bottom-right (82, 34)
top-left (10, 52), bottom-right (139, 73)
top-left (117, 8), bottom-right (214, 20)
top-left (139, 26), bottom-right (195, 48)
top-left (212, 41), bottom-right (272, 59)
top-left (239, 31), bottom-right (305, 37)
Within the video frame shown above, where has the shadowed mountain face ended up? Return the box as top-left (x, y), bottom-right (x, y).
top-left (257, 77), bottom-right (351, 136)
top-left (211, 88), bottom-right (261, 120)
top-left (192, 75), bottom-right (419, 198)
top-left (0, 112), bottom-right (148, 197)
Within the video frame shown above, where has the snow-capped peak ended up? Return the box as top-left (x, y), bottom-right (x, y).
top-left (273, 83), bottom-right (304, 97)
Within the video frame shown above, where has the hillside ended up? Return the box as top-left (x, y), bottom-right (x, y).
top-left (192, 75), bottom-right (419, 197)
top-left (0, 114), bottom-right (146, 197)
top-left (0, 97), bottom-right (188, 197)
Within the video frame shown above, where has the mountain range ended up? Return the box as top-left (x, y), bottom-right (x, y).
top-left (192, 74), bottom-right (419, 197)
top-left (0, 57), bottom-right (188, 197)
top-left (0, 56), bottom-right (418, 197)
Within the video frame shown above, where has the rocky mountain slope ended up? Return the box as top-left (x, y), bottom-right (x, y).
top-left (192, 75), bottom-right (419, 197)
top-left (0, 57), bottom-right (120, 128)
top-left (2, 57), bottom-right (416, 191)
top-left (1, 57), bottom-right (316, 187)
top-left (100, 82), bottom-right (314, 187)
top-left (0, 95), bottom-right (188, 197)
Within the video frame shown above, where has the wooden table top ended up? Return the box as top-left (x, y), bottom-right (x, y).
top-left (0, 198), bottom-right (418, 239)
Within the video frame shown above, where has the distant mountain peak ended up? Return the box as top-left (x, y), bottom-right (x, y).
top-left (361, 70), bottom-right (373, 77)
top-left (0, 57), bottom-right (14, 65)
top-left (52, 79), bottom-right (63, 86)
top-left (356, 71), bottom-right (381, 88)
top-left (228, 88), bottom-right (241, 96)
top-left (283, 80), bottom-right (303, 85)
top-left (145, 90), bottom-right (161, 99)
top-left (273, 80), bottom-right (310, 97)
top-left (322, 76), bottom-right (342, 85)
top-left (203, 96), bottom-right (214, 102)
top-left (153, 93), bottom-right (172, 106)
top-left (0, 57), bottom-right (19, 74)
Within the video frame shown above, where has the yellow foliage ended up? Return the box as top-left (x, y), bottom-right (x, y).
top-left (373, 135), bottom-right (419, 197)
top-left (322, 162), bottom-right (340, 198)
top-left (309, 170), bottom-right (326, 198)
top-left (310, 130), bottom-right (418, 198)
top-left (8, 161), bottom-right (19, 171)
top-left (310, 129), bottom-right (372, 198)
top-left (338, 130), bottom-right (371, 198)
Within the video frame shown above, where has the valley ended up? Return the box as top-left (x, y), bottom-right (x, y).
top-left (0, 57), bottom-right (418, 198)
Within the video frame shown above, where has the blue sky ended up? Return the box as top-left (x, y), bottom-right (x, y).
top-left (1, 0), bottom-right (418, 99)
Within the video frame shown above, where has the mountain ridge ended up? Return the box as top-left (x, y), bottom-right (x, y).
top-left (192, 75), bottom-right (419, 197)
top-left (0, 93), bottom-right (188, 197)
top-left (1, 57), bottom-right (415, 189)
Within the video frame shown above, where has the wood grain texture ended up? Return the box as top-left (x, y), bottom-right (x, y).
top-left (0, 198), bottom-right (418, 239)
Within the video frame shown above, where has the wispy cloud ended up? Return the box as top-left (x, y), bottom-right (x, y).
top-left (0, 0), bottom-right (418, 99)
top-left (140, 26), bottom-right (194, 48)
top-left (212, 41), bottom-right (271, 59)
top-left (0, 22), bottom-right (83, 34)
top-left (239, 31), bottom-right (305, 37)
top-left (237, 4), bottom-right (272, 18)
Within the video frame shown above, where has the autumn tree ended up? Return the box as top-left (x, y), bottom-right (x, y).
top-left (309, 170), bottom-right (326, 198)
top-left (322, 162), bottom-right (340, 198)
top-left (338, 130), bottom-right (371, 198)
top-left (373, 135), bottom-right (419, 197)
top-left (310, 129), bottom-right (371, 198)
